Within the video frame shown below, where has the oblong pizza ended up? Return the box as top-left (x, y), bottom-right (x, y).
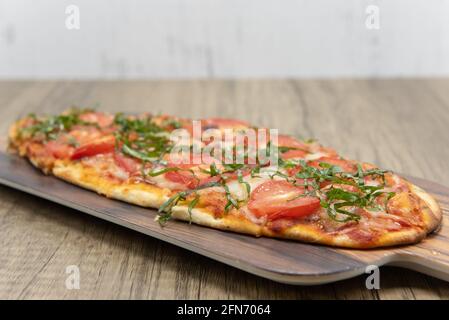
top-left (8, 109), bottom-right (442, 248)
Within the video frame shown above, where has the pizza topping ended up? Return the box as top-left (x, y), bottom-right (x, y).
top-left (80, 153), bottom-right (130, 181)
top-left (164, 170), bottom-right (199, 190)
top-left (386, 192), bottom-right (424, 227)
top-left (308, 157), bottom-right (356, 173)
top-left (304, 151), bottom-right (329, 161)
top-left (277, 135), bottom-right (308, 150)
top-left (280, 149), bottom-right (308, 160)
top-left (157, 181), bottom-right (224, 224)
top-left (71, 136), bottom-right (115, 160)
top-left (156, 163), bottom-right (257, 223)
top-left (79, 112), bottom-right (114, 128)
top-left (113, 113), bottom-right (173, 164)
top-left (278, 160), bottom-right (397, 222)
top-left (156, 149), bottom-right (399, 226)
top-left (18, 108), bottom-right (99, 141)
top-left (201, 118), bottom-right (250, 130)
top-left (226, 176), bottom-right (265, 202)
top-left (113, 152), bottom-right (140, 174)
top-left (275, 135), bottom-right (311, 160)
top-left (40, 140), bottom-right (72, 159)
top-left (248, 180), bottom-right (320, 221)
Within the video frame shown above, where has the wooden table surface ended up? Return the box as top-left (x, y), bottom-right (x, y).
top-left (1, 79), bottom-right (449, 299)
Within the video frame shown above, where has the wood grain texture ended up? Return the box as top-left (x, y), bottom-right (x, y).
top-left (0, 80), bottom-right (449, 299)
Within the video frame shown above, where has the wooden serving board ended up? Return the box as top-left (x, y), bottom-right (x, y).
top-left (1, 151), bottom-right (449, 285)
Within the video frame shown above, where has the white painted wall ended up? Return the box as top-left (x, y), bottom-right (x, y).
top-left (0, 0), bottom-right (448, 79)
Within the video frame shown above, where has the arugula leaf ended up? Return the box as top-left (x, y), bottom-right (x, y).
top-left (283, 159), bottom-right (396, 222)
top-left (163, 119), bottom-right (183, 129)
top-left (237, 170), bottom-right (251, 197)
top-left (187, 194), bottom-right (200, 223)
top-left (114, 113), bottom-right (173, 163)
top-left (157, 181), bottom-right (222, 225)
top-left (325, 188), bottom-right (360, 203)
top-left (223, 163), bottom-right (245, 172)
top-left (20, 108), bottom-right (96, 140)
top-left (147, 167), bottom-right (179, 177)
top-left (122, 144), bottom-right (158, 162)
top-left (200, 163), bottom-right (220, 176)
top-left (222, 182), bottom-right (239, 212)
top-left (278, 146), bottom-right (308, 153)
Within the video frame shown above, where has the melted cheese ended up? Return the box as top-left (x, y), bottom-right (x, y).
top-left (226, 177), bottom-right (265, 201)
top-left (81, 154), bottom-right (129, 181)
top-left (305, 151), bottom-right (329, 161)
top-left (147, 173), bottom-right (186, 190)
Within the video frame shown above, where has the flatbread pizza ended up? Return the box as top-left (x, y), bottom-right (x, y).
top-left (8, 109), bottom-right (442, 248)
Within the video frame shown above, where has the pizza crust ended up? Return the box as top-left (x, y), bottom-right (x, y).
top-left (408, 182), bottom-right (442, 233)
top-left (52, 161), bottom-right (171, 208)
top-left (173, 207), bottom-right (433, 249)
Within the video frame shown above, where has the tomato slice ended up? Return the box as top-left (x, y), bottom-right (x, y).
top-left (45, 141), bottom-right (74, 159)
top-left (114, 152), bottom-right (140, 173)
top-left (164, 163), bottom-right (250, 190)
top-left (164, 152), bottom-right (212, 189)
top-left (276, 135), bottom-right (307, 149)
top-left (201, 118), bottom-right (249, 130)
top-left (165, 171), bottom-right (195, 188)
top-left (166, 152), bottom-right (219, 168)
top-left (280, 149), bottom-right (308, 160)
top-left (274, 135), bottom-right (309, 160)
top-left (309, 157), bottom-right (356, 173)
top-left (71, 136), bottom-right (115, 160)
top-left (165, 165), bottom-right (228, 189)
top-left (266, 197), bottom-right (322, 221)
top-left (79, 112), bottom-right (114, 128)
top-left (248, 180), bottom-right (320, 220)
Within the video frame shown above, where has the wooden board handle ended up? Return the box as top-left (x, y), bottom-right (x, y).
top-left (393, 220), bottom-right (449, 281)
